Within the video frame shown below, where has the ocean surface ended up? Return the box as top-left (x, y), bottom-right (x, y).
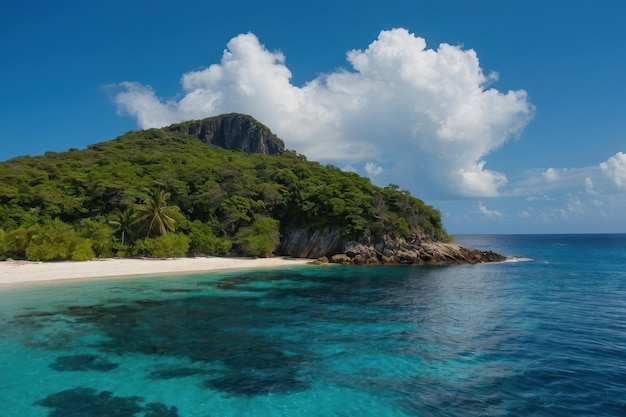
top-left (0, 234), bottom-right (625, 416)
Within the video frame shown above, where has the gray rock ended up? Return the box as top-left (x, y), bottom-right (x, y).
top-left (279, 226), bottom-right (505, 266)
top-left (279, 227), bottom-right (343, 258)
top-left (166, 113), bottom-right (284, 155)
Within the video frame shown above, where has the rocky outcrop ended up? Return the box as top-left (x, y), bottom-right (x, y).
top-left (331, 238), bottom-right (504, 265)
top-left (278, 227), bottom-right (344, 259)
top-left (165, 113), bottom-right (285, 155)
top-left (280, 227), bottom-right (505, 266)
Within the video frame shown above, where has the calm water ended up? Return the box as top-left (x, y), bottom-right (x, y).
top-left (0, 234), bottom-right (625, 416)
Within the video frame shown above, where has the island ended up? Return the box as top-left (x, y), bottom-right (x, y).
top-left (0, 113), bottom-right (504, 268)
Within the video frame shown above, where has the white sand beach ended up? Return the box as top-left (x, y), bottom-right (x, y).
top-left (0, 256), bottom-right (312, 285)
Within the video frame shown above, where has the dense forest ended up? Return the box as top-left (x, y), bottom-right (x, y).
top-left (0, 115), bottom-right (450, 261)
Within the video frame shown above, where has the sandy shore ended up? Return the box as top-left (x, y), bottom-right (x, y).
top-left (0, 256), bottom-right (312, 285)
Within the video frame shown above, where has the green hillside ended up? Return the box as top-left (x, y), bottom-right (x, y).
top-left (0, 116), bottom-right (450, 261)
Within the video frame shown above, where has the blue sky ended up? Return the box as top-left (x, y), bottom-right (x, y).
top-left (1, 0), bottom-right (625, 234)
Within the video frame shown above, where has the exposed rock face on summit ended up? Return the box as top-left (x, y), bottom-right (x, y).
top-left (166, 114), bottom-right (285, 155)
top-left (279, 227), bottom-right (505, 266)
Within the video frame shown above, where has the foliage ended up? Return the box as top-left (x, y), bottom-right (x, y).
top-left (77, 218), bottom-right (114, 258)
top-left (151, 233), bottom-right (190, 258)
top-left (108, 207), bottom-right (136, 246)
top-left (133, 188), bottom-right (180, 239)
top-left (0, 229), bottom-right (7, 261)
top-left (23, 219), bottom-right (95, 261)
top-left (0, 114), bottom-right (451, 259)
top-left (131, 233), bottom-right (190, 258)
top-left (235, 215), bottom-right (280, 257)
top-left (186, 220), bottom-right (232, 255)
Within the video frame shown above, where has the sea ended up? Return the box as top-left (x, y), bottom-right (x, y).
top-left (0, 234), bottom-right (625, 417)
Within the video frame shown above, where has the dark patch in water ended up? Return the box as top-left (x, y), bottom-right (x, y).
top-left (213, 276), bottom-right (266, 292)
top-left (143, 401), bottom-right (180, 417)
top-left (15, 270), bottom-right (400, 398)
top-left (204, 345), bottom-right (310, 396)
top-left (34, 387), bottom-right (179, 416)
top-left (205, 373), bottom-right (309, 396)
top-left (160, 288), bottom-right (199, 293)
top-left (50, 354), bottom-right (119, 372)
top-left (15, 310), bottom-right (59, 318)
top-left (216, 283), bottom-right (267, 292)
top-left (42, 294), bottom-right (315, 397)
top-left (148, 367), bottom-right (209, 380)
top-left (68, 304), bottom-right (141, 320)
top-left (134, 299), bottom-right (168, 307)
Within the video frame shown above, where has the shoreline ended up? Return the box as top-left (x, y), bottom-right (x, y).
top-left (0, 256), bottom-right (312, 286)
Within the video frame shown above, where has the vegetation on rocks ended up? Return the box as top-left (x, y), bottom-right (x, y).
top-left (0, 114), bottom-right (451, 261)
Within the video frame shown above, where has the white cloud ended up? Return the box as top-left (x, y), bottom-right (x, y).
top-left (543, 167), bottom-right (558, 181)
top-left (113, 82), bottom-right (180, 128)
top-left (526, 193), bottom-right (553, 201)
top-left (507, 154), bottom-right (626, 230)
top-left (113, 29), bottom-right (534, 198)
top-left (566, 194), bottom-right (584, 215)
top-left (365, 161), bottom-right (383, 176)
top-left (341, 165), bottom-right (357, 173)
top-left (513, 152), bottom-right (626, 197)
top-left (478, 202), bottom-right (503, 218)
top-left (513, 166), bottom-right (598, 196)
top-left (584, 176), bottom-right (595, 194)
top-left (600, 152), bottom-right (626, 189)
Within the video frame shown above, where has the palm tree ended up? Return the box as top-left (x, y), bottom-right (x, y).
top-left (108, 207), bottom-right (136, 246)
top-left (134, 188), bottom-right (180, 239)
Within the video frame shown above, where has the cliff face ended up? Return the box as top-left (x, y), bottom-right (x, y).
top-left (165, 114), bottom-right (285, 155)
top-left (279, 227), bottom-right (344, 259)
top-left (279, 227), bottom-right (505, 265)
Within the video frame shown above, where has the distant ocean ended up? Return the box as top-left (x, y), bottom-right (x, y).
top-left (1, 234), bottom-right (625, 416)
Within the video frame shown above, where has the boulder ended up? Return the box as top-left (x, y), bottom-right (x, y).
top-left (330, 254), bottom-right (352, 264)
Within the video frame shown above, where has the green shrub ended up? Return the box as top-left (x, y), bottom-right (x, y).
top-left (188, 220), bottom-right (232, 255)
top-left (131, 238), bottom-right (154, 257)
top-left (238, 233), bottom-right (275, 257)
top-left (24, 220), bottom-right (95, 262)
top-left (150, 233), bottom-right (190, 258)
top-left (0, 229), bottom-right (7, 261)
top-left (78, 218), bottom-right (114, 258)
top-left (71, 239), bottom-right (95, 261)
top-left (25, 220), bottom-right (74, 261)
top-left (235, 215), bottom-right (280, 257)
top-left (5, 226), bottom-right (36, 259)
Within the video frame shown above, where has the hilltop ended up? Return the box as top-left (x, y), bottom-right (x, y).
top-left (0, 113), bottom-right (503, 264)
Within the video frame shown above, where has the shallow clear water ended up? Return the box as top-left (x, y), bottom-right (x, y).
top-left (1, 234), bottom-right (625, 416)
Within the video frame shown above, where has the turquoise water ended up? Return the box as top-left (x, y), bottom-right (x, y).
top-left (1, 234), bottom-right (625, 416)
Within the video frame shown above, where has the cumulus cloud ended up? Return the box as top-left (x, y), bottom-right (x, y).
top-left (513, 166), bottom-right (598, 196)
top-left (365, 161), bottom-right (383, 176)
top-left (600, 152), bottom-right (626, 189)
top-left (584, 176), bottom-right (595, 194)
top-left (526, 193), bottom-right (553, 201)
top-left (565, 194), bottom-right (584, 215)
top-left (112, 29), bottom-right (534, 198)
top-left (543, 168), bottom-right (558, 181)
top-left (513, 152), bottom-right (626, 197)
top-left (493, 151), bottom-right (626, 232)
top-left (478, 202), bottom-right (503, 218)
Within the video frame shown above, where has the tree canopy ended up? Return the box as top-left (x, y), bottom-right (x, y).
top-left (0, 118), bottom-right (451, 261)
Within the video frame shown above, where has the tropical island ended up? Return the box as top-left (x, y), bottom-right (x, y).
top-left (0, 113), bottom-right (503, 267)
